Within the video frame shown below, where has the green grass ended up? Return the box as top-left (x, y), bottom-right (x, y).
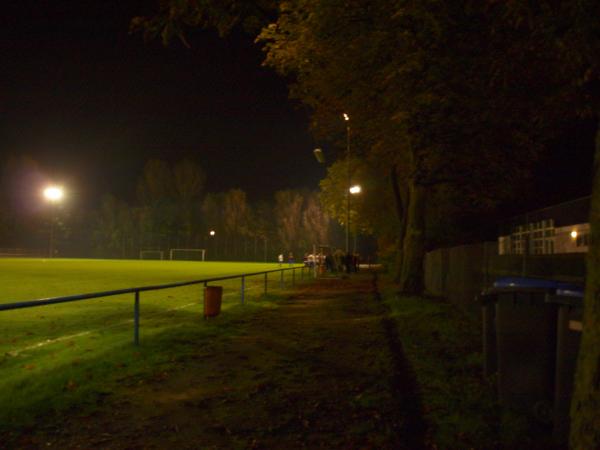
top-left (379, 277), bottom-right (554, 449)
top-left (0, 258), bottom-right (306, 430)
top-left (0, 258), bottom-right (294, 301)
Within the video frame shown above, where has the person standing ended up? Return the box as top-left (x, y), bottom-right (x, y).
top-left (278, 253), bottom-right (284, 266)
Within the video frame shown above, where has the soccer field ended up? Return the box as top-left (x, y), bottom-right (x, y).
top-left (0, 258), bottom-right (301, 351)
top-left (0, 258), bottom-right (287, 302)
top-left (0, 258), bottom-right (305, 428)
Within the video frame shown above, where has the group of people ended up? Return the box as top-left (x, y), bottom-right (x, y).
top-left (303, 249), bottom-right (360, 274)
top-left (278, 249), bottom-right (361, 274)
top-left (277, 252), bottom-right (295, 266)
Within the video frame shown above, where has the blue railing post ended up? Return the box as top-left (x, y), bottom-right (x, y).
top-left (134, 290), bottom-right (140, 346)
top-left (241, 276), bottom-right (245, 305)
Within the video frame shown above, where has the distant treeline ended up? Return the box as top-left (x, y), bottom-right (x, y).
top-left (0, 156), bottom-right (332, 261)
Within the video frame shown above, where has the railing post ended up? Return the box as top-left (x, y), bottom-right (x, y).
top-left (134, 291), bottom-right (140, 346)
top-left (292, 268), bottom-right (295, 286)
top-left (264, 272), bottom-right (268, 295)
top-left (301, 266), bottom-right (304, 281)
top-left (241, 276), bottom-right (245, 305)
top-left (280, 269), bottom-right (284, 289)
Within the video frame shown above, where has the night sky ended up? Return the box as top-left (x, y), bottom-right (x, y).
top-left (1, 1), bottom-right (595, 213)
top-left (1, 1), bottom-right (321, 207)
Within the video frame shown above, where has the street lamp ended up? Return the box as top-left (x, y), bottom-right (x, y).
top-left (343, 113), bottom-right (351, 254)
top-left (209, 230), bottom-right (216, 260)
top-left (43, 186), bottom-right (64, 258)
top-left (349, 185), bottom-right (362, 253)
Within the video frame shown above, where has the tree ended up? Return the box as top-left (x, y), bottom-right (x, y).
top-left (222, 189), bottom-right (249, 258)
top-left (274, 189), bottom-right (305, 256)
top-left (172, 159), bottom-right (206, 246)
top-left (302, 191), bottom-right (329, 250)
top-left (258, 0), bottom-right (544, 292)
top-left (135, 0), bottom-right (544, 292)
top-left (319, 157), bottom-right (368, 235)
top-left (131, 0), bottom-right (277, 43)
top-left (137, 159), bottom-right (176, 249)
top-left (247, 200), bottom-right (272, 261)
top-left (93, 195), bottom-right (136, 258)
top-left (202, 192), bottom-right (225, 258)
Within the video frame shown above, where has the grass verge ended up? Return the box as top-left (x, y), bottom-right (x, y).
top-left (0, 286), bottom-right (294, 437)
top-left (378, 276), bottom-right (554, 449)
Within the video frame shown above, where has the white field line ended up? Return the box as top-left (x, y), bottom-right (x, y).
top-left (5, 286), bottom-right (261, 357)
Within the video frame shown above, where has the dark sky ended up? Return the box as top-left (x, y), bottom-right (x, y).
top-left (1, 1), bottom-right (322, 206)
top-left (1, 0), bottom-right (596, 215)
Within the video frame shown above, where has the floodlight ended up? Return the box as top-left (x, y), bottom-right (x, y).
top-left (570, 230), bottom-right (578, 239)
top-left (343, 113), bottom-right (350, 121)
top-left (43, 186), bottom-right (64, 202)
top-left (349, 185), bottom-right (362, 194)
top-left (209, 230), bottom-right (216, 236)
top-left (313, 148), bottom-right (326, 164)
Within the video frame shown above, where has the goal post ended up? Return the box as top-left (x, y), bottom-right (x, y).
top-left (139, 250), bottom-right (164, 260)
top-left (169, 248), bottom-right (206, 261)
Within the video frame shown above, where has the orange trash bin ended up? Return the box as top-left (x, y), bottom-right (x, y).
top-left (204, 286), bottom-right (223, 318)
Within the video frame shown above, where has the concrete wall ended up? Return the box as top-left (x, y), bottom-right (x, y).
top-left (424, 242), bottom-right (586, 306)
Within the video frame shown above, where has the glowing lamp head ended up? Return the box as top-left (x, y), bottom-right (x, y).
top-left (43, 186), bottom-right (64, 202)
top-left (570, 230), bottom-right (578, 239)
top-left (343, 113), bottom-right (350, 122)
top-left (349, 185), bottom-right (362, 194)
top-left (209, 230), bottom-right (216, 236)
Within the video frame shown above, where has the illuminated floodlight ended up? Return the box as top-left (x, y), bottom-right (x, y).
top-left (43, 186), bottom-right (64, 202)
top-left (349, 185), bottom-right (362, 194)
top-left (343, 113), bottom-right (350, 121)
top-left (570, 230), bottom-right (578, 239)
top-left (209, 230), bottom-right (216, 236)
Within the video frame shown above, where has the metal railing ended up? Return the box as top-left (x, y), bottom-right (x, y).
top-left (0, 265), bottom-right (311, 345)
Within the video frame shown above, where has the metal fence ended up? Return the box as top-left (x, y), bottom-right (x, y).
top-left (0, 265), bottom-right (311, 346)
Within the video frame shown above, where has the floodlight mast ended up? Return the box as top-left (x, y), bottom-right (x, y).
top-left (209, 230), bottom-right (216, 260)
top-left (43, 186), bottom-right (64, 258)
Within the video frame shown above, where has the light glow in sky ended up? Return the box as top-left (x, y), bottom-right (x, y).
top-left (43, 186), bottom-right (64, 202)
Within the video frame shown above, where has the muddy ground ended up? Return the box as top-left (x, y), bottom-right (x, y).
top-left (5, 274), bottom-right (427, 449)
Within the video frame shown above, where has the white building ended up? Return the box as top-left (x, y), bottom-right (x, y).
top-left (498, 197), bottom-right (590, 255)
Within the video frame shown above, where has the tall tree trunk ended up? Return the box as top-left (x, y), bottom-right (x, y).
top-left (390, 164), bottom-right (408, 282)
top-left (570, 120), bottom-right (600, 449)
top-left (398, 179), bottom-right (426, 294)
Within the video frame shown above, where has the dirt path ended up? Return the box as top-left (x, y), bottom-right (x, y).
top-left (12, 274), bottom-right (426, 449)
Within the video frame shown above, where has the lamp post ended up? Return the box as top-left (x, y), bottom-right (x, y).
top-left (209, 230), bottom-right (216, 260)
top-left (349, 184), bottom-right (362, 253)
top-left (43, 186), bottom-right (64, 258)
top-left (343, 113), bottom-right (351, 254)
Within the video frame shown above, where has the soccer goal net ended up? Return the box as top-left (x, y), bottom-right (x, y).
top-left (169, 248), bottom-right (206, 261)
top-left (139, 250), bottom-right (164, 260)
